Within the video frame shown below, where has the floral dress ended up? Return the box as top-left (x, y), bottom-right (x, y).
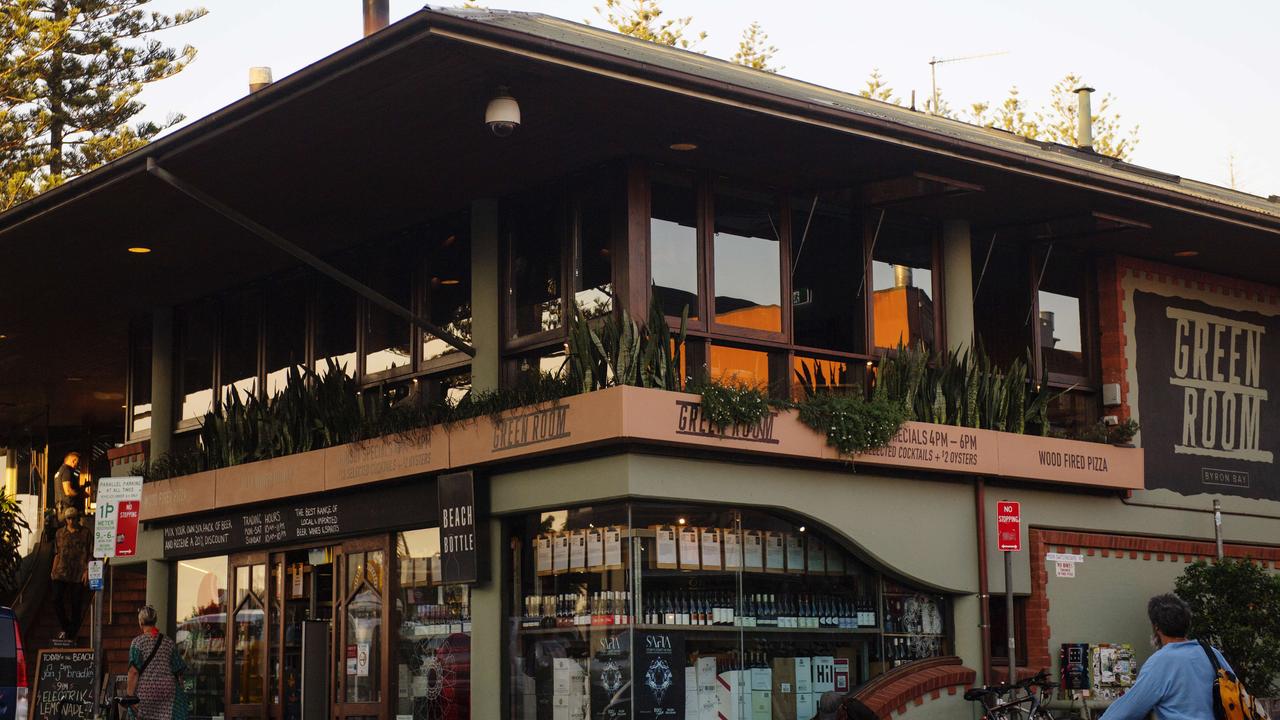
top-left (129, 630), bottom-right (188, 720)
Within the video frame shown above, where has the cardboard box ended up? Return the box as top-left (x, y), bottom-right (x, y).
top-left (751, 690), bottom-right (772, 720)
top-left (833, 658), bottom-right (850, 694)
top-left (750, 666), bottom-right (772, 692)
top-left (679, 526), bottom-right (701, 570)
top-left (653, 525), bottom-right (678, 569)
top-left (796, 693), bottom-right (816, 720)
top-left (716, 670), bottom-right (750, 720)
top-left (553, 658), bottom-right (587, 696)
top-left (811, 656), bottom-right (835, 693)
top-left (552, 704), bottom-right (586, 720)
top-left (686, 667), bottom-right (700, 720)
top-left (697, 657), bottom-right (719, 688)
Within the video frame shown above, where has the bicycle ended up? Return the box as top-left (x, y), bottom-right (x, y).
top-left (964, 669), bottom-right (1059, 720)
top-left (52, 693), bottom-right (143, 720)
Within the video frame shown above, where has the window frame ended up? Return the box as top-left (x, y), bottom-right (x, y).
top-left (705, 179), bottom-right (792, 343)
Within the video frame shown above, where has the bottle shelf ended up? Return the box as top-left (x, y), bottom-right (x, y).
top-left (515, 622), bottom-right (881, 636)
top-left (882, 632), bottom-right (946, 638)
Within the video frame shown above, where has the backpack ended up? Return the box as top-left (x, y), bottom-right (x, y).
top-left (1198, 640), bottom-right (1270, 720)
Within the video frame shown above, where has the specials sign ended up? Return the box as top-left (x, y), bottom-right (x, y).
top-left (1134, 290), bottom-right (1278, 498)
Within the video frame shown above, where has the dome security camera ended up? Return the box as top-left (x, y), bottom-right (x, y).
top-left (485, 86), bottom-right (521, 137)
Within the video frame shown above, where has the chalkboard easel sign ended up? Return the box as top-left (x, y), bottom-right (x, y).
top-left (30, 648), bottom-right (95, 720)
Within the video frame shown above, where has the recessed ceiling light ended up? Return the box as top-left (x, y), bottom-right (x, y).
top-left (1174, 250), bottom-right (1199, 257)
top-left (439, 279), bottom-right (461, 286)
top-left (127, 246), bottom-right (152, 254)
top-left (66, 376), bottom-right (84, 382)
top-left (669, 141), bottom-right (699, 151)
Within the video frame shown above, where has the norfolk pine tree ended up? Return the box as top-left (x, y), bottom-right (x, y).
top-left (0, 0), bottom-right (206, 209)
top-left (732, 21), bottom-right (779, 73)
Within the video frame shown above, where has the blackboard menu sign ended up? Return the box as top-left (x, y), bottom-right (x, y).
top-left (633, 631), bottom-right (684, 720)
top-left (31, 649), bottom-right (94, 720)
top-left (161, 480), bottom-right (437, 558)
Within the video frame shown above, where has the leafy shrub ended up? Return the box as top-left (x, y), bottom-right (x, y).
top-left (795, 392), bottom-right (907, 456)
top-left (1176, 559), bottom-right (1280, 696)
top-left (0, 495), bottom-right (30, 593)
top-left (689, 378), bottom-right (774, 432)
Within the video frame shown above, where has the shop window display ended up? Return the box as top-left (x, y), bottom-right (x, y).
top-left (175, 557), bottom-right (228, 720)
top-left (396, 529), bottom-right (471, 720)
top-left (507, 502), bottom-right (951, 720)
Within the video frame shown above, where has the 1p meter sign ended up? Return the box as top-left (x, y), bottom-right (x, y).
top-left (94, 476), bottom-right (143, 558)
top-left (996, 501), bottom-right (1022, 552)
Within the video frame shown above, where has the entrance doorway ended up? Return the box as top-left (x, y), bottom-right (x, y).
top-left (227, 535), bottom-right (391, 720)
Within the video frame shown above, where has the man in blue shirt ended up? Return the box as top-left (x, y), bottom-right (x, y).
top-left (1103, 593), bottom-right (1231, 720)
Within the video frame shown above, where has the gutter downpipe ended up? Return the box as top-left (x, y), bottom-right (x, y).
top-left (976, 475), bottom-right (992, 686)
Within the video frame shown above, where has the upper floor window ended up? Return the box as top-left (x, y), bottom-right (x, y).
top-left (506, 192), bottom-right (565, 339)
top-left (872, 215), bottom-right (936, 353)
top-left (1037, 250), bottom-right (1090, 381)
top-left (176, 300), bottom-right (216, 423)
top-left (128, 315), bottom-right (152, 436)
top-left (265, 273), bottom-right (308, 396)
top-left (315, 275), bottom-right (358, 378)
top-left (423, 214), bottom-right (472, 365)
top-left (364, 240), bottom-right (415, 378)
top-left (712, 187), bottom-right (783, 336)
top-left (650, 174), bottom-right (700, 322)
top-left (791, 194), bottom-right (865, 354)
top-left (220, 289), bottom-right (260, 402)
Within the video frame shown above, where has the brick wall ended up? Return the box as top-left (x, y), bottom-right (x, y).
top-left (851, 656), bottom-right (976, 719)
top-left (1096, 254), bottom-right (1280, 422)
top-left (1025, 527), bottom-right (1280, 672)
top-left (104, 564), bottom-right (148, 675)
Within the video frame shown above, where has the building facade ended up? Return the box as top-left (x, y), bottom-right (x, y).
top-left (3, 7), bottom-right (1280, 720)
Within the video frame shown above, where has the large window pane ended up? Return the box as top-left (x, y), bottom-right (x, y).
top-left (177, 301), bottom-right (216, 422)
top-left (872, 217), bottom-right (935, 352)
top-left (315, 277), bottom-right (358, 377)
top-left (713, 190), bottom-right (782, 333)
top-left (791, 197), bottom-right (864, 353)
top-left (265, 274), bottom-right (308, 396)
top-left (345, 550), bottom-right (383, 703)
top-left (175, 556), bottom-right (227, 720)
top-left (397, 529), bottom-right (471, 720)
top-left (651, 176), bottom-right (699, 321)
top-left (972, 239), bottom-right (1032, 370)
top-left (575, 185), bottom-right (616, 318)
top-left (424, 214), bottom-right (472, 363)
top-left (220, 290), bottom-right (260, 402)
top-left (1039, 251), bottom-right (1088, 378)
top-left (365, 243), bottom-right (414, 376)
top-left (507, 194), bottom-right (564, 337)
top-left (129, 315), bottom-right (152, 434)
top-left (708, 343), bottom-right (781, 392)
top-left (232, 563), bottom-right (265, 704)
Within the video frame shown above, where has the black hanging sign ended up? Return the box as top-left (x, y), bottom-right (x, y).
top-left (1134, 290), bottom-right (1280, 499)
top-left (438, 470), bottom-right (487, 584)
top-left (160, 480), bottom-right (437, 558)
top-left (30, 649), bottom-right (95, 720)
top-left (633, 630), bottom-right (684, 720)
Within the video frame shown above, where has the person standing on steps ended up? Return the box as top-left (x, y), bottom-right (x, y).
top-left (50, 507), bottom-right (91, 640)
top-left (53, 451), bottom-right (90, 516)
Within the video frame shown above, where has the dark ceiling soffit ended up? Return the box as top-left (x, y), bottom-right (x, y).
top-left (0, 12), bottom-right (442, 239)
top-left (420, 11), bottom-right (1280, 236)
top-left (145, 159), bottom-right (475, 357)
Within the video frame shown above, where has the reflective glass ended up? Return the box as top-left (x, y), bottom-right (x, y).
top-left (220, 291), bottom-right (260, 403)
top-left (424, 214), bottom-right (472, 363)
top-left (175, 556), bottom-right (227, 720)
top-left (872, 218), bottom-right (935, 352)
top-left (265, 273), bottom-right (308, 396)
top-left (650, 177), bottom-right (700, 321)
top-left (365, 243), bottom-right (414, 376)
top-left (130, 316), bottom-right (152, 434)
top-left (713, 191), bottom-right (781, 333)
top-left (346, 556), bottom-right (383, 703)
top-left (507, 194), bottom-right (564, 337)
top-left (178, 301), bottom-right (216, 422)
top-left (791, 197), bottom-right (864, 353)
top-left (397, 529), bottom-right (471, 720)
top-left (575, 185), bottom-right (616, 318)
top-left (315, 277), bottom-right (358, 378)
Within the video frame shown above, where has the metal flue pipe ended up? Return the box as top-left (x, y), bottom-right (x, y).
top-left (363, 0), bottom-right (389, 36)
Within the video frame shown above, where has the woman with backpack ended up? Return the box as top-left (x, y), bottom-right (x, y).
top-left (126, 605), bottom-right (189, 720)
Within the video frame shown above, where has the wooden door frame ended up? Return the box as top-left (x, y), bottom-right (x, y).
top-left (226, 552), bottom-right (270, 719)
top-left (332, 534), bottom-right (392, 720)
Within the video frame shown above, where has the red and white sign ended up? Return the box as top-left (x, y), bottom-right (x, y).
top-left (93, 476), bottom-right (143, 559)
top-left (113, 500), bottom-right (140, 557)
top-left (996, 500), bottom-right (1022, 551)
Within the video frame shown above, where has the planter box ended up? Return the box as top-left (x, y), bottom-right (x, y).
top-left (142, 386), bottom-right (1144, 521)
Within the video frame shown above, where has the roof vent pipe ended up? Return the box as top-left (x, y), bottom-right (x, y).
top-left (248, 67), bottom-right (273, 93)
top-left (1074, 86), bottom-right (1095, 151)
top-left (363, 0), bottom-right (389, 36)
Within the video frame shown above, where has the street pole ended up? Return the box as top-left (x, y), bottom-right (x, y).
top-left (1005, 550), bottom-right (1015, 685)
top-left (93, 574), bottom-right (103, 720)
top-left (1213, 499), bottom-right (1224, 560)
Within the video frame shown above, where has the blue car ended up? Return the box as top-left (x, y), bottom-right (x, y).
top-left (0, 607), bottom-right (29, 720)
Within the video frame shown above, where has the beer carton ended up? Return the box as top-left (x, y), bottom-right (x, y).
top-left (811, 656), bottom-right (835, 693)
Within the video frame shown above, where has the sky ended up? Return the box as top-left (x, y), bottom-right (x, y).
top-left (135, 0), bottom-right (1280, 199)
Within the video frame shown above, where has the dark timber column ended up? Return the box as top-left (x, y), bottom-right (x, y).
top-left (471, 199), bottom-right (501, 391)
